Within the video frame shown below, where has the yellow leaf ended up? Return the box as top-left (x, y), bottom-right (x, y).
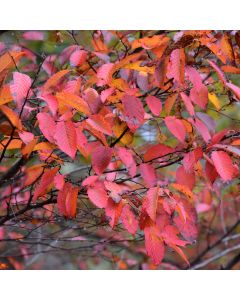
top-left (112, 119), bottom-right (133, 145)
top-left (123, 61), bottom-right (155, 74)
top-left (208, 92), bottom-right (221, 110)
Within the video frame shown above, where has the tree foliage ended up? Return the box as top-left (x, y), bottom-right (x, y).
top-left (0, 30), bottom-right (239, 270)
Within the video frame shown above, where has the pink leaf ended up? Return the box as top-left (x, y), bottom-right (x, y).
top-left (145, 187), bottom-right (159, 221)
top-left (83, 88), bottom-right (102, 114)
top-left (54, 120), bottom-right (77, 159)
top-left (166, 48), bottom-right (185, 86)
top-left (185, 66), bottom-right (208, 109)
top-left (70, 49), bottom-right (87, 67)
top-left (139, 163), bottom-right (157, 188)
top-left (121, 204), bottom-right (138, 235)
top-left (165, 116), bottom-right (186, 143)
top-left (144, 225), bottom-right (165, 265)
top-left (117, 147), bottom-right (136, 177)
top-left (176, 165), bottom-right (195, 190)
top-left (97, 63), bottom-right (114, 85)
top-left (180, 92), bottom-right (195, 116)
top-left (211, 150), bottom-right (238, 182)
top-left (207, 59), bottom-right (227, 84)
top-left (10, 72), bottom-right (32, 108)
top-left (92, 145), bottom-right (113, 175)
top-left (121, 94), bottom-right (145, 132)
top-left (182, 147), bottom-right (203, 172)
top-left (193, 118), bottom-right (211, 143)
top-left (22, 31), bottom-right (44, 41)
top-left (87, 185), bottom-right (108, 208)
top-left (18, 131), bottom-right (34, 144)
top-left (146, 95), bottom-right (162, 116)
top-left (37, 112), bottom-right (56, 143)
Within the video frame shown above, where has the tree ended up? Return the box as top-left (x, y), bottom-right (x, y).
top-left (0, 30), bottom-right (239, 270)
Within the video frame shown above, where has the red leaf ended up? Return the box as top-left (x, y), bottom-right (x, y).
top-left (37, 112), bottom-right (56, 143)
top-left (105, 198), bottom-right (123, 228)
top-left (92, 145), bottom-right (113, 175)
top-left (146, 95), bottom-right (162, 116)
top-left (57, 182), bottom-right (78, 218)
top-left (139, 163), bottom-right (157, 188)
top-left (165, 116), bottom-right (186, 143)
top-left (54, 120), bottom-right (77, 159)
top-left (180, 92), bottom-right (195, 116)
top-left (87, 185), bottom-right (109, 208)
top-left (121, 204), bottom-right (138, 235)
top-left (57, 184), bottom-right (68, 216)
top-left (10, 72), bottom-right (32, 108)
top-left (207, 59), bottom-right (227, 84)
top-left (170, 244), bottom-right (189, 265)
top-left (167, 48), bottom-right (185, 86)
top-left (39, 93), bottom-right (58, 116)
top-left (211, 151), bottom-right (238, 182)
top-left (192, 117), bottom-right (211, 143)
top-left (83, 88), bottom-right (102, 114)
top-left (176, 165), bottom-right (195, 190)
top-left (97, 63), bottom-right (114, 85)
top-left (54, 173), bottom-right (65, 190)
top-left (121, 94), bottom-right (145, 132)
top-left (82, 175), bottom-right (99, 187)
top-left (65, 185), bottom-right (79, 218)
top-left (205, 160), bottom-right (218, 184)
top-left (185, 66), bottom-right (208, 109)
top-left (144, 144), bottom-right (174, 162)
top-left (145, 187), bottom-right (159, 221)
top-left (33, 167), bottom-right (59, 201)
top-left (144, 225), bottom-right (165, 265)
top-left (183, 147), bottom-right (203, 172)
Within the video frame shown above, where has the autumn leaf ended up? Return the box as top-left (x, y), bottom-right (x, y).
top-left (56, 91), bottom-right (91, 115)
top-left (145, 187), bottom-right (159, 221)
top-left (144, 143), bottom-right (174, 162)
top-left (121, 205), bottom-right (138, 235)
top-left (54, 120), bottom-right (77, 159)
top-left (146, 95), bottom-right (162, 116)
top-left (144, 225), bottom-right (165, 265)
top-left (139, 163), bottom-right (157, 188)
top-left (211, 150), bottom-right (238, 182)
top-left (87, 184), bottom-right (109, 208)
top-left (37, 112), bottom-right (56, 143)
top-left (10, 72), bottom-right (32, 108)
top-left (91, 145), bottom-right (113, 175)
top-left (165, 116), bottom-right (186, 143)
top-left (121, 94), bottom-right (145, 132)
top-left (33, 167), bottom-right (59, 201)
